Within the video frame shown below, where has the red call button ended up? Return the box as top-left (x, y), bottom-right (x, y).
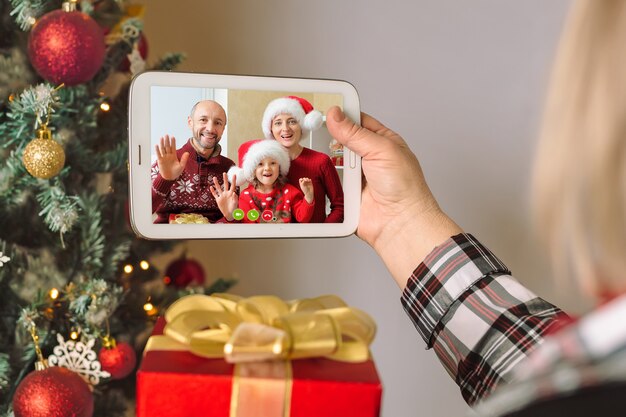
top-left (261, 210), bottom-right (274, 222)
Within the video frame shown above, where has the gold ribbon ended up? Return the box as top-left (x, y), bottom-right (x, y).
top-left (144, 293), bottom-right (376, 363)
top-left (171, 213), bottom-right (210, 224)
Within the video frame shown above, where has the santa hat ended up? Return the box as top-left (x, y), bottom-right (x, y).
top-left (261, 96), bottom-right (323, 140)
top-left (227, 139), bottom-right (290, 186)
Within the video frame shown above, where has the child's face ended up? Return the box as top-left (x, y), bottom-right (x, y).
top-left (255, 157), bottom-right (280, 188)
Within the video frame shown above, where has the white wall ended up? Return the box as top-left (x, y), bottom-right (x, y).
top-left (150, 87), bottom-right (229, 157)
top-left (142, 1), bottom-right (576, 416)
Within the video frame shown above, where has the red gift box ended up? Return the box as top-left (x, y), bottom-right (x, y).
top-left (137, 318), bottom-right (382, 417)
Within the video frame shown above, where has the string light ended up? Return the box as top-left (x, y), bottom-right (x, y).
top-left (100, 102), bottom-right (111, 112)
top-left (49, 288), bottom-right (59, 300)
top-left (123, 264), bottom-right (134, 274)
top-left (70, 330), bottom-right (79, 340)
top-left (163, 276), bottom-right (171, 285)
top-left (143, 298), bottom-right (157, 316)
top-left (139, 260), bottom-right (150, 270)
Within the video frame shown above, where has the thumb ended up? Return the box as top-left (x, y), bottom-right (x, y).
top-left (326, 106), bottom-right (382, 159)
top-left (179, 152), bottom-right (190, 169)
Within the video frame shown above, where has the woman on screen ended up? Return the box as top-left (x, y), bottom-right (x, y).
top-left (261, 96), bottom-right (344, 223)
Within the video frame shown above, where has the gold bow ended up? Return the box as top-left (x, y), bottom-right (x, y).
top-left (145, 293), bottom-right (376, 363)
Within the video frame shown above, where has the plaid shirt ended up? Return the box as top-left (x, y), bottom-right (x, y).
top-left (401, 234), bottom-right (569, 414)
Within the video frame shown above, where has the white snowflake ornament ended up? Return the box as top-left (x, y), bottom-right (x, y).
top-left (0, 252), bottom-right (10, 267)
top-left (48, 334), bottom-right (111, 385)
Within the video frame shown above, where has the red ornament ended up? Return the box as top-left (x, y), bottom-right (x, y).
top-left (99, 341), bottom-right (137, 380)
top-left (28, 9), bottom-right (106, 86)
top-left (13, 366), bottom-right (93, 417)
top-left (164, 255), bottom-right (205, 288)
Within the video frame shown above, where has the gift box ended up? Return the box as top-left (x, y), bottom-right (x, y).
top-left (169, 213), bottom-right (209, 224)
top-left (136, 294), bottom-right (382, 417)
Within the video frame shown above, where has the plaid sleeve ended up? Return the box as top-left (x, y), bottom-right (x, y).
top-left (401, 234), bottom-right (565, 405)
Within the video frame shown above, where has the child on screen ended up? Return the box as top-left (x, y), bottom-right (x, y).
top-left (227, 140), bottom-right (314, 223)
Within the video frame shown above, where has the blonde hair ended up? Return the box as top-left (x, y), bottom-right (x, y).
top-left (533, 0), bottom-right (626, 295)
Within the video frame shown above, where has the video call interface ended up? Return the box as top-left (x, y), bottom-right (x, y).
top-left (150, 86), bottom-right (345, 225)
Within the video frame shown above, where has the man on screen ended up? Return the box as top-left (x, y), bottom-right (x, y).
top-left (151, 100), bottom-right (237, 223)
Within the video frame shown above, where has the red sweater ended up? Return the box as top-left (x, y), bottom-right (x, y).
top-left (151, 141), bottom-right (235, 223)
top-left (238, 183), bottom-right (314, 223)
top-left (287, 148), bottom-right (344, 223)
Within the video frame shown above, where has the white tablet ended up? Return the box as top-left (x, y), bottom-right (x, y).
top-left (128, 71), bottom-right (361, 239)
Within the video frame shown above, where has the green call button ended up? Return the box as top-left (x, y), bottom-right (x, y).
top-left (247, 209), bottom-right (260, 221)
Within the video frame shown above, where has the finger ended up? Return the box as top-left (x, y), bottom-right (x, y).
top-left (326, 106), bottom-right (398, 159)
top-left (155, 144), bottom-right (163, 160)
top-left (179, 152), bottom-right (190, 170)
top-left (159, 136), bottom-right (167, 154)
top-left (162, 135), bottom-right (172, 154)
top-left (222, 172), bottom-right (233, 191)
top-left (212, 176), bottom-right (222, 191)
top-left (209, 186), bottom-right (218, 198)
top-left (165, 135), bottom-right (175, 154)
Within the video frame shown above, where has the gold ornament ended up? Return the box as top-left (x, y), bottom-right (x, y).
top-left (22, 127), bottom-right (66, 179)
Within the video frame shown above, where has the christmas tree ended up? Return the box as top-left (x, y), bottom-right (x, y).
top-left (0, 1), bottom-right (234, 415)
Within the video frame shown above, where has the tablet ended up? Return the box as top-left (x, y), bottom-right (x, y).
top-left (128, 71), bottom-right (361, 239)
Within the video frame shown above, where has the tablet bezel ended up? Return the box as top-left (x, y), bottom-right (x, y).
top-left (128, 71), bottom-right (361, 239)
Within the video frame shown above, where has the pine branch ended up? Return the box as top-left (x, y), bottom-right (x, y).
top-left (0, 351), bottom-right (11, 393)
top-left (0, 48), bottom-right (34, 99)
top-left (0, 151), bottom-right (36, 208)
top-left (9, 252), bottom-right (66, 303)
top-left (53, 85), bottom-right (99, 131)
top-left (67, 137), bottom-right (129, 173)
top-left (8, 0), bottom-right (49, 31)
top-left (67, 278), bottom-right (124, 333)
top-left (151, 52), bottom-right (187, 71)
top-left (79, 0), bottom-right (94, 15)
top-left (1, 83), bottom-right (61, 151)
top-left (98, 238), bottom-right (131, 282)
top-left (205, 277), bottom-right (238, 295)
top-left (0, 352), bottom-right (11, 392)
top-left (72, 192), bottom-right (106, 275)
top-left (35, 179), bottom-right (81, 237)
